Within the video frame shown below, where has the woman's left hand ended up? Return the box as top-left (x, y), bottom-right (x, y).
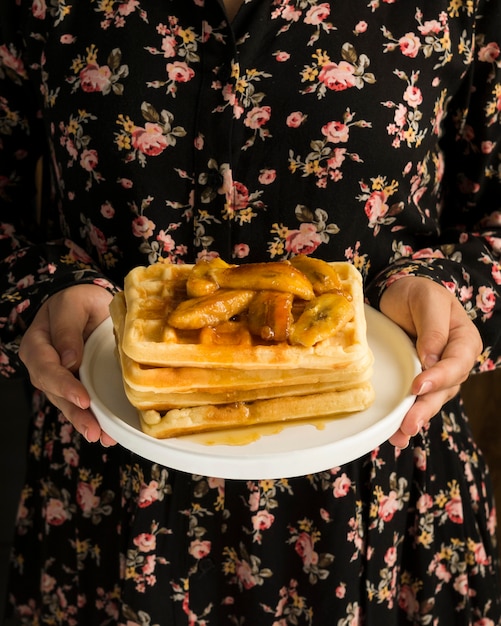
top-left (379, 276), bottom-right (483, 448)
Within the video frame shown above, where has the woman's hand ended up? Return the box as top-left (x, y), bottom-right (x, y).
top-left (379, 276), bottom-right (482, 448)
top-left (19, 284), bottom-right (117, 446)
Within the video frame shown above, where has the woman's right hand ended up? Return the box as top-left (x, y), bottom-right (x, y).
top-left (19, 284), bottom-right (117, 446)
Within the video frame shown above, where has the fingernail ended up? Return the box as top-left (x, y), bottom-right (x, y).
top-left (423, 354), bottom-right (439, 370)
top-left (61, 350), bottom-right (77, 369)
top-left (83, 427), bottom-right (91, 443)
top-left (416, 381), bottom-right (432, 395)
top-left (100, 435), bottom-right (111, 448)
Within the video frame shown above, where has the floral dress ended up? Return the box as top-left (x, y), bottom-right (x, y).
top-left (1, 0), bottom-right (501, 624)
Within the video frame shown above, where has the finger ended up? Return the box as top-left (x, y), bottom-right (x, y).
top-left (397, 385), bottom-right (460, 440)
top-left (46, 391), bottom-right (118, 446)
top-left (411, 294), bottom-right (451, 371)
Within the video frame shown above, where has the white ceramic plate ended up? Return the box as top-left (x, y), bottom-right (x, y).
top-left (80, 306), bottom-right (421, 479)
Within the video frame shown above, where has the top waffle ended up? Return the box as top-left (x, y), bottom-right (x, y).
top-left (121, 257), bottom-right (370, 370)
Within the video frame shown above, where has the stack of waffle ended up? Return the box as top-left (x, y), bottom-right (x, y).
top-left (109, 257), bottom-right (375, 439)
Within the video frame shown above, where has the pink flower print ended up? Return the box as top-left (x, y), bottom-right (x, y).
top-left (236, 559), bottom-right (258, 589)
top-left (416, 493), bottom-right (433, 514)
top-left (157, 230), bottom-right (176, 252)
top-left (285, 223), bottom-right (322, 255)
top-left (403, 85), bottom-right (423, 108)
top-left (398, 33), bottom-right (421, 58)
top-left (364, 191), bottom-right (389, 227)
top-left (166, 61), bottom-right (195, 83)
top-left (188, 539), bottom-right (211, 560)
top-left (275, 51), bottom-right (290, 62)
top-left (233, 243), bottom-right (249, 259)
top-left (226, 181), bottom-right (249, 212)
top-left (63, 447), bottom-right (79, 467)
top-left (384, 546), bottom-right (397, 567)
top-left (398, 584), bottom-right (419, 616)
top-left (294, 532), bottom-right (319, 567)
top-left (45, 498), bottom-right (70, 526)
top-left (142, 554), bottom-right (156, 577)
top-left (41, 573), bottom-right (56, 594)
top-left (258, 168), bottom-right (276, 185)
top-left (453, 573), bottom-right (469, 595)
top-left (335, 583), bottom-right (346, 598)
top-left (244, 105), bottom-right (271, 129)
top-left (251, 510), bottom-right (275, 531)
top-left (137, 480), bottom-right (160, 507)
top-left (132, 215), bottom-right (155, 238)
top-left (80, 150), bottom-right (99, 172)
top-left (118, 177), bottom-right (134, 188)
top-left (445, 497), bottom-right (463, 524)
top-left (378, 491), bottom-right (400, 523)
top-left (322, 120), bottom-right (349, 143)
top-left (161, 36), bottom-right (177, 58)
top-left (101, 201), bottom-right (115, 218)
top-left (478, 42), bottom-right (500, 63)
top-left (32, 0), bottom-right (47, 19)
top-left (355, 21), bottom-right (368, 34)
top-left (473, 541), bottom-right (490, 566)
top-left (282, 5), bottom-right (301, 22)
top-left (60, 34), bottom-right (76, 44)
top-left (332, 473), bottom-right (351, 498)
top-left (413, 446), bottom-right (427, 471)
top-left (286, 111), bottom-right (307, 128)
top-left (304, 3), bottom-right (330, 25)
top-left (318, 61), bottom-right (356, 91)
top-left (80, 64), bottom-right (112, 93)
top-left (76, 482), bottom-right (99, 514)
top-left (476, 286), bottom-right (496, 319)
top-left (88, 223), bottom-right (108, 254)
top-left (418, 20), bottom-right (442, 35)
top-left (0, 45), bottom-right (28, 78)
top-left (133, 533), bottom-right (156, 552)
top-left (248, 491), bottom-right (260, 512)
top-left (132, 123), bottom-right (169, 156)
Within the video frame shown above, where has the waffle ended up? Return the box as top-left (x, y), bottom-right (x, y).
top-left (138, 384), bottom-right (376, 439)
top-left (120, 260), bottom-right (369, 370)
top-left (110, 258), bottom-right (375, 439)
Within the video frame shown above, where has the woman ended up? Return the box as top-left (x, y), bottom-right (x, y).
top-left (1, 0), bottom-right (500, 623)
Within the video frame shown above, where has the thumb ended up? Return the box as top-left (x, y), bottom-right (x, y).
top-left (412, 290), bottom-right (452, 371)
top-left (47, 285), bottom-right (113, 371)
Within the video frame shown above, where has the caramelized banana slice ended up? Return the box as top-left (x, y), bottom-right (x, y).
top-left (186, 257), bottom-right (233, 297)
top-left (248, 290), bottom-right (294, 342)
top-left (216, 262), bottom-right (315, 301)
top-left (290, 293), bottom-right (354, 347)
top-left (289, 255), bottom-right (348, 297)
top-left (168, 289), bottom-right (255, 329)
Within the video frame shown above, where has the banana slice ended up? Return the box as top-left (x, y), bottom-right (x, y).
top-left (247, 290), bottom-right (294, 342)
top-left (289, 255), bottom-right (348, 297)
top-left (168, 289), bottom-right (255, 329)
top-left (216, 262), bottom-right (315, 301)
top-left (290, 293), bottom-right (354, 347)
top-left (186, 257), bottom-right (233, 297)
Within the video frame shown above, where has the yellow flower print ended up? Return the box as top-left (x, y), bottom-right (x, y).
top-left (179, 28), bottom-right (195, 44)
top-left (447, 0), bottom-right (462, 18)
top-left (259, 479), bottom-right (275, 492)
top-left (301, 66), bottom-right (319, 82)
top-left (312, 49), bottom-right (331, 67)
top-left (416, 529), bottom-right (433, 547)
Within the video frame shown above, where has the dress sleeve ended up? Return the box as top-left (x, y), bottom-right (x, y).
top-left (0, 8), bottom-right (117, 378)
top-left (365, 1), bottom-right (501, 373)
